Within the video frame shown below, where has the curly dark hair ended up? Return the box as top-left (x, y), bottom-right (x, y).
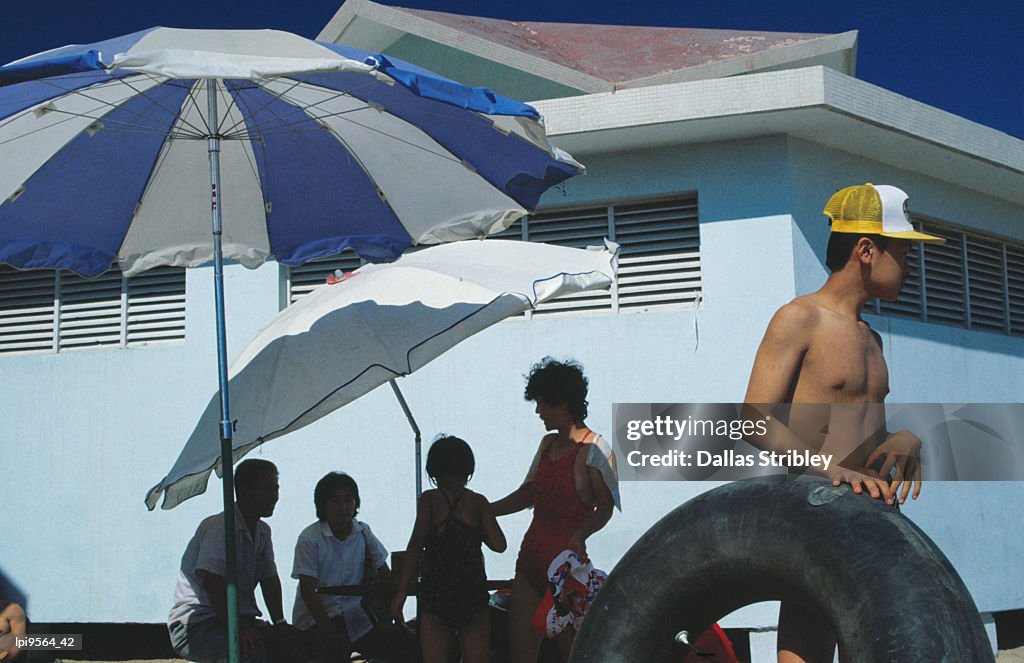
top-left (524, 357), bottom-right (589, 423)
top-left (426, 434), bottom-right (475, 485)
top-left (313, 472), bottom-right (360, 520)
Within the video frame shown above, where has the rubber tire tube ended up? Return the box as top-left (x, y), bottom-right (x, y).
top-left (571, 476), bottom-right (994, 663)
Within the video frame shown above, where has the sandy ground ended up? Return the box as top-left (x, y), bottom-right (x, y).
top-left (999, 646), bottom-right (1024, 662)
top-left (61, 645), bottom-right (1024, 662)
top-left (64, 657), bottom-right (1024, 662)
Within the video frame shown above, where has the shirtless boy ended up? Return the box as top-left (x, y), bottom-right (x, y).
top-left (743, 183), bottom-right (945, 663)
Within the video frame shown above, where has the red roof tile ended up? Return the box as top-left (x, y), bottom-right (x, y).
top-left (398, 7), bottom-right (829, 83)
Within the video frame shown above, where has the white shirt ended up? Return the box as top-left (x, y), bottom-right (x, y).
top-left (168, 504), bottom-right (277, 626)
top-left (291, 519), bottom-right (388, 641)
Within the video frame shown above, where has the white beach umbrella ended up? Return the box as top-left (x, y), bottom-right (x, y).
top-left (148, 239), bottom-right (617, 510)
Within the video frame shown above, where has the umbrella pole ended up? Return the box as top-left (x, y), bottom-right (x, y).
top-left (207, 79), bottom-right (241, 663)
top-left (388, 379), bottom-right (422, 499)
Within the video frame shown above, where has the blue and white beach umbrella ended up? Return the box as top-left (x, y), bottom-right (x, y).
top-left (0, 27), bottom-right (581, 660)
top-left (0, 27), bottom-right (581, 276)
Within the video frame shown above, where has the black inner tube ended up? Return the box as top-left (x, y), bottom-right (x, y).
top-left (571, 476), bottom-right (994, 663)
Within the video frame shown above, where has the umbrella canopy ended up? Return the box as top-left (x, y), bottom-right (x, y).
top-left (147, 239), bottom-right (617, 510)
top-left (0, 27), bottom-right (582, 277)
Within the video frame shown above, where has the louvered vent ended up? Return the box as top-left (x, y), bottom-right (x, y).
top-left (0, 266), bottom-right (185, 354)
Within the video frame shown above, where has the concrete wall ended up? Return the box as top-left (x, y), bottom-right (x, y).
top-left (2, 137), bottom-right (1021, 650)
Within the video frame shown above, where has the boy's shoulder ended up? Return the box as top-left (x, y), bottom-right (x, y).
top-left (776, 294), bottom-right (825, 325)
top-left (298, 520), bottom-right (323, 536)
top-left (761, 296), bottom-right (824, 346)
top-left (776, 294), bottom-right (858, 339)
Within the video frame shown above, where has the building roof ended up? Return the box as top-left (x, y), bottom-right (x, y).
top-left (396, 7), bottom-right (831, 84)
top-left (318, 0), bottom-right (1024, 210)
top-left (533, 66), bottom-right (1024, 211)
top-left (319, 0), bottom-right (858, 96)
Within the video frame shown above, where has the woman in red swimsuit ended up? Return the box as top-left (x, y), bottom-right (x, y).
top-left (492, 358), bottom-right (617, 662)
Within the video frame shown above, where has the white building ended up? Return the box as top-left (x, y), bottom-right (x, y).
top-left (2, 2), bottom-right (1021, 659)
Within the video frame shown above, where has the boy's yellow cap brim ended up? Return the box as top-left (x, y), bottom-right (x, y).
top-left (830, 219), bottom-right (946, 243)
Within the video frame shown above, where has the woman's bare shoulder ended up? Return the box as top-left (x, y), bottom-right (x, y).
top-left (537, 432), bottom-right (558, 453)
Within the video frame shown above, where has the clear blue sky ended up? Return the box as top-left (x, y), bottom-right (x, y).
top-left (3, 0), bottom-right (1022, 138)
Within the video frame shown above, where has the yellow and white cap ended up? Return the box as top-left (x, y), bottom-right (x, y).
top-left (823, 183), bottom-right (945, 243)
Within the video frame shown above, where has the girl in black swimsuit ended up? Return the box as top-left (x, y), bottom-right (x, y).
top-left (392, 435), bottom-right (507, 663)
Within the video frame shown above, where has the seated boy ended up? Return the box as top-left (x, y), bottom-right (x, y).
top-left (292, 472), bottom-right (417, 663)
